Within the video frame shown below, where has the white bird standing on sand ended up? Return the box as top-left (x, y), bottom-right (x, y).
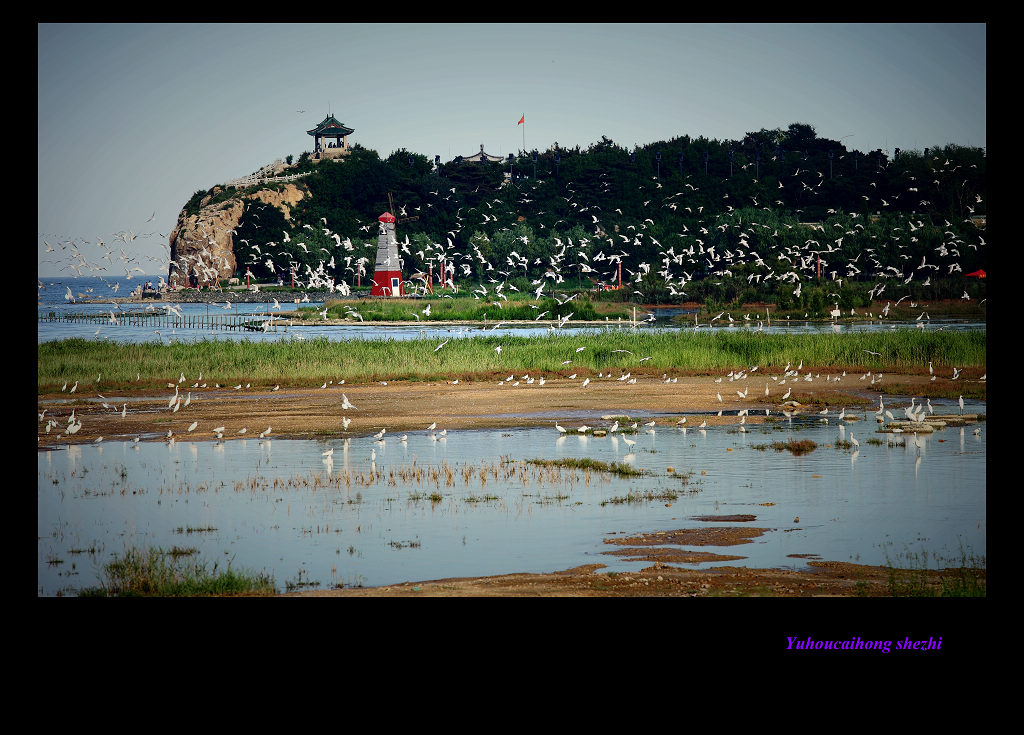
top-left (342, 394), bottom-right (356, 410)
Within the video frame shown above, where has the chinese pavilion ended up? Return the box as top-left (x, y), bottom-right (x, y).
top-left (307, 114), bottom-right (354, 160)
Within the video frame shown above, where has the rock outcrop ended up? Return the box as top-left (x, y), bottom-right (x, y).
top-left (247, 183), bottom-right (306, 220)
top-left (168, 182), bottom-right (307, 287)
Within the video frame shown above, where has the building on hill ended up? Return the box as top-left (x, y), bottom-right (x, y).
top-left (307, 114), bottom-right (354, 160)
top-left (455, 144), bottom-right (504, 163)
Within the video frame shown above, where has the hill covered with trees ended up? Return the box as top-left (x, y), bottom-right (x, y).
top-left (189, 122), bottom-right (986, 313)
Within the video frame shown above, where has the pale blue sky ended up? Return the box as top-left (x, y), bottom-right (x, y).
top-left (38, 22), bottom-right (985, 277)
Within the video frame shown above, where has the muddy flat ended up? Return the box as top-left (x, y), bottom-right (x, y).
top-left (281, 559), bottom-right (980, 597)
top-left (37, 372), bottom-right (945, 443)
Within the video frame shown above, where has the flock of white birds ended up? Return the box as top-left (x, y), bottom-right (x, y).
top-left (40, 151), bottom-right (984, 456)
top-left (224, 167), bottom-right (985, 325)
top-left (42, 150), bottom-right (985, 338)
top-left (39, 328), bottom-right (984, 476)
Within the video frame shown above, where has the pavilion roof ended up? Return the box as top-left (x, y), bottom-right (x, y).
top-left (307, 114), bottom-right (355, 137)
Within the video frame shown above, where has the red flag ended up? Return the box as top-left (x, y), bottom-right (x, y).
top-left (517, 115), bottom-right (525, 125)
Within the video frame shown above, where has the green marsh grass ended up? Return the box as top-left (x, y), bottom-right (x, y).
top-left (526, 457), bottom-right (646, 477)
top-left (883, 542), bottom-right (986, 597)
top-left (79, 546), bottom-right (275, 597)
top-left (763, 439), bottom-right (818, 455)
top-left (324, 292), bottom-right (629, 322)
top-left (38, 329), bottom-right (986, 390)
top-left (600, 489), bottom-right (680, 506)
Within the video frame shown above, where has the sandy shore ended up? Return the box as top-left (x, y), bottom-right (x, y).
top-left (37, 372), bottom-right (949, 443)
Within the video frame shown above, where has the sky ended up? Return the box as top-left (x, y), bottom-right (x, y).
top-left (37, 22), bottom-right (986, 278)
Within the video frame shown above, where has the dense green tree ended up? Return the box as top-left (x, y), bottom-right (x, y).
top-left (198, 122), bottom-right (985, 308)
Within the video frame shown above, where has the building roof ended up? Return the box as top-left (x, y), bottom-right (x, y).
top-left (307, 114), bottom-right (355, 137)
top-left (460, 144), bottom-right (504, 163)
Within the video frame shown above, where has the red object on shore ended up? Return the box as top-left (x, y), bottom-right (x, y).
top-left (371, 212), bottom-right (404, 297)
top-left (965, 269), bottom-right (986, 278)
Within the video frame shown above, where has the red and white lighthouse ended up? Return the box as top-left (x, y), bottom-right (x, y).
top-left (370, 212), bottom-right (404, 297)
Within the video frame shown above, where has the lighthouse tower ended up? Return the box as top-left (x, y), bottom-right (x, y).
top-left (371, 212), bottom-right (404, 297)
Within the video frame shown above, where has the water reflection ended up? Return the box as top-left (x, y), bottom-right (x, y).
top-left (38, 412), bottom-right (986, 596)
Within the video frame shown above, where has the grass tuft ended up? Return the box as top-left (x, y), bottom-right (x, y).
top-left (526, 457), bottom-right (646, 476)
top-left (77, 546), bottom-right (275, 597)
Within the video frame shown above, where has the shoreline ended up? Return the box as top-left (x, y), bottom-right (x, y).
top-left (279, 559), bottom-right (983, 597)
top-left (37, 372), bottom-right (981, 446)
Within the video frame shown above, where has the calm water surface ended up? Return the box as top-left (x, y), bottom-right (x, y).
top-left (38, 405), bottom-right (986, 596)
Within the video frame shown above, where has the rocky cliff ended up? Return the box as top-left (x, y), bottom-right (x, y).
top-left (168, 182), bottom-right (308, 287)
